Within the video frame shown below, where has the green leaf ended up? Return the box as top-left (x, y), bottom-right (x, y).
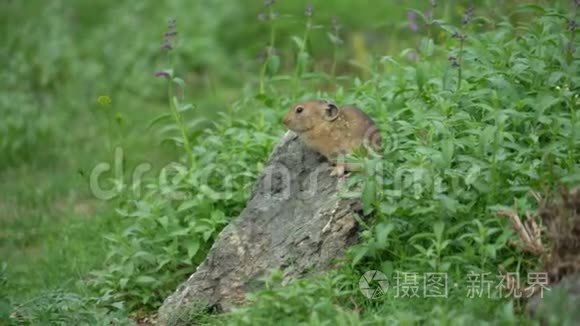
top-left (135, 276), bottom-right (156, 285)
top-left (419, 38), bottom-right (435, 57)
top-left (177, 199), bottom-right (197, 212)
top-left (438, 23), bottom-right (459, 36)
top-left (267, 54), bottom-right (280, 75)
top-left (440, 262), bottom-right (451, 272)
top-left (255, 93), bottom-right (274, 107)
top-left (379, 203), bottom-right (398, 215)
top-left (172, 96), bottom-right (181, 111)
top-left (350, 247), bottom-right (368, 267)
top-left (465, 165), bottom-right (481, 185)
top-left (296, 52), bottom-right (309, 75)
top-left (441, 140), bottom-right (454, 167)
top-left (169, 229), bottom-right (190, 237)
top-left (133, 251), bottom-right (156, 264)
top-left (327, 32), bottom-right (343, 45)
top-left (536, 94), bottom-right (560, 112)
top-left (433, 222), bottom-right (445, 242)
top-left (158, 216), bottom-right (169, 229)
top-left (111, 302), bottom-right (125, 310)
top-left (120, 278), bottom-right (129, 289)
top-left (177, 103), bottom-right (194, 113)
top-left (376, 223), bottom-right (394, 247)
top-left (361, 180), bottom-right (377, 214)
top-left (186, 241), bottom-right (200, 259)
top-left (380, 56), bottom-right (400, 66)
top-left (511, 4), bottom-right (545, 15)
top-left (147, 113), bottom-right (172, 130)
top-left (415, 63), bottom-right (426, 91)
top-left (439, 195), bottom-right (459, 214)
top-left (407, 8), bottom-right (429, 24)
top-left (291, 36), bottom-right (305, 50)
top-left (172, 77), bottom-right (185, 89)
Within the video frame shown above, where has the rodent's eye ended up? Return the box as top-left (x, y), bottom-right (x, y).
top-left (295, 106), bottom-right (304, 114)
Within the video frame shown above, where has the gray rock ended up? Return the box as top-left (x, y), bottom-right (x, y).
top-left (157, 131), bottom-right (363, 325)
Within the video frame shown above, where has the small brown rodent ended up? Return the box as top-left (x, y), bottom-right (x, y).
top-left (283, 99), bottom-right (381, 176)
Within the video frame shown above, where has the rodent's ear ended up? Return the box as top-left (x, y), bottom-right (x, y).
top-left (324, 103), bottom-right (340, 121)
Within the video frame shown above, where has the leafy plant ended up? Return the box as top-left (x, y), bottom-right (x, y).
top-left (0, 263), bottom-right (11, 324)
top-left (89, 97), bottom-right (281, 311)
top-left (9, 290), bottom-right (131, 326)
top-left (221, 3), bottom-right (579, 324)
top-left (224, 271), bottom-right (361, 326)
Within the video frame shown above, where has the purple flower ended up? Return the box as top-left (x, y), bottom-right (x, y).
top-left (257, 46), bottom-right (278, 63)
top-left (331, 16), bottom-right (341, 33)
top-left (566, 42), bottom-right (575, 54)
top-left (155, 70), bottom-right (171, 79)
top-left (305, 4), bottom-right (314, 17)
top-left (567, 19), bottom-right (577, 32)
top-left (448, 56), bottom-right (460, 68)
top-left (160, 18), bottom-right (177, 51)
top-left (258, 11), bottom-right (279, 21)
top-left (407, 11), bottom-right (418, 32)
top-left (452, 31), bottom-right (466, 40)
top-left (462, 5), bottom-right (475, 25)
top-left (168, 18), bottom-right (176, 29)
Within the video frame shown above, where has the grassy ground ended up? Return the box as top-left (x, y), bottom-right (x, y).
top-left (1, 0), bottom-right (578, 324)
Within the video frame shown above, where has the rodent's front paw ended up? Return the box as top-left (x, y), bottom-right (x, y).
top-left (285, 130), bottom-right (299, 140)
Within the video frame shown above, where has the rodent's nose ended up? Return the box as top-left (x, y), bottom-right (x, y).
top-left (282, 115), bottom-right (289, 127)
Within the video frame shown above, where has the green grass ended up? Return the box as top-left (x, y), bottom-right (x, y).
top-left (1, 0), bottom-right (579, 325)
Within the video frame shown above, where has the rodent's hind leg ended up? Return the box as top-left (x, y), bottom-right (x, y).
top-left (329, 154), bottom-right (347, 177)
top-left (329, 164), bottom-right (345, 177)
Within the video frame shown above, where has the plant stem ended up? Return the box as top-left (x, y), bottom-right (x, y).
top-left (259, 8), bottom-right (276, 94)
top-left (168, 80), bottom-right (194, 166)
top-left (490, 94), bottom-right (503, 202)
top-left (456, 36), bottom-right (464, 92)
top-left (566, 6), bottom-right (577, 169)
top-left (331, 43), bottom-right (338, 80)
top-left (293, 18), bottom-right (311, 96)
top-left (568, 97), bottom-right (576, 170)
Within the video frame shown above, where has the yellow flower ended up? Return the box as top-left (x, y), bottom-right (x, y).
top-left (97, 95), bottom-right (112, 107)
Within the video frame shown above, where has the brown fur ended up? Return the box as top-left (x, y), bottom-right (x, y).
top-left (282, 100), bottom-right (381, 173)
